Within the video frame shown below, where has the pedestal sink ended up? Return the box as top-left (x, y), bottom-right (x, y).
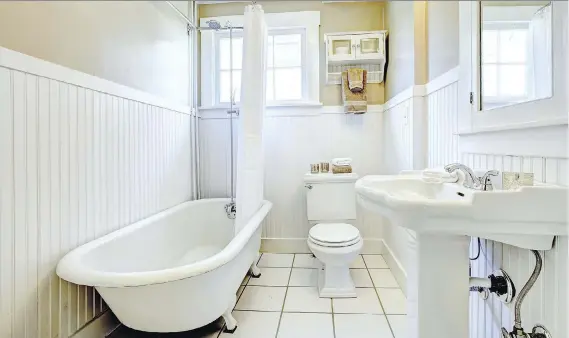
top-left (355, 174), bottom-right (567, 338)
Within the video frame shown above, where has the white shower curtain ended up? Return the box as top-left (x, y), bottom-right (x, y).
top-left (235, 4), bottom-right (268, 234)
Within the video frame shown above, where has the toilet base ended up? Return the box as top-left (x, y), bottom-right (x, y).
top-left (317, 266), bottom-right (356, 298)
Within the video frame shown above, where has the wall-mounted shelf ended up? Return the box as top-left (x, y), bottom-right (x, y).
top-left (325, 30), bottom-right (388, 85)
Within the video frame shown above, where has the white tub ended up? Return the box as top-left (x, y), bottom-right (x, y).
top-left (57, 198), bottom-right (272, 333)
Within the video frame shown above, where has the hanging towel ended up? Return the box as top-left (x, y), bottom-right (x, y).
top-left (331, 158), bottom-right (353, 167)
top-left (341, 70), bottom-right (367, 114)
top-left (347, 68), bottom-right (365, 92)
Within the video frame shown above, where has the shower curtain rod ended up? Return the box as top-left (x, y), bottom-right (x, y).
top-left (166, 1), bottom-right (254, 31)
top-left (165, 1), bottom-right (196, 29)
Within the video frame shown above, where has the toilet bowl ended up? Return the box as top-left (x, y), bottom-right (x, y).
top-left (307, 223), bottom-right (362, 298)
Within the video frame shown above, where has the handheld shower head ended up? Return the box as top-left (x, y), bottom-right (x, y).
top-left (206, 20), bottom-right (222, 30)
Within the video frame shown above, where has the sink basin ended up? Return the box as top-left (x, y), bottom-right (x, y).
top-left (356, 174), bottom-right (567, 250)
top-left (355, 174), bottom-right (568, 338)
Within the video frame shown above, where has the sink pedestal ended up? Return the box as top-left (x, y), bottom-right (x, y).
top-left (406, 233), bottom-right (470, 338)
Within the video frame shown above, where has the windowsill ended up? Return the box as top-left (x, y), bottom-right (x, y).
top-left (198, 101), bottom-right (323, 111)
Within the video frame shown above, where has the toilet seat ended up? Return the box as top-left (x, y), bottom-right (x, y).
top-left (308, 223), bottom-right (361, 248)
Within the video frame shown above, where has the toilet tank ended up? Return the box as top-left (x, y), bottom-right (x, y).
top-left (304, 172), bottom-right (359, 222)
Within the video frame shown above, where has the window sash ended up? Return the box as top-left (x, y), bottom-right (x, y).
top-left (214, 28), bottom-right (306, 105)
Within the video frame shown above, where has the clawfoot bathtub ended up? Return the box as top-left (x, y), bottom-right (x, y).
top-left (57, 198), bottom-right (272, 333)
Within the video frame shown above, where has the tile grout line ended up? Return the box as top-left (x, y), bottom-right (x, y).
top-left (363, 256), bottom-right (397, 338)
top-left (273, 253), bottom-right (295, 338)
top-left (217, 253), bottom-right (265, 338)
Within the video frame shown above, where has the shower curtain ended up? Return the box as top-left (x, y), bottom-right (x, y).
top-left (235, 4), bottom-right (268, 234)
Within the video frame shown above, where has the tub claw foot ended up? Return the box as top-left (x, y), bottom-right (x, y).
top-left (250, 261), bottom-right (261, 278)
top-left (222, 309), bottom-right (237, 333)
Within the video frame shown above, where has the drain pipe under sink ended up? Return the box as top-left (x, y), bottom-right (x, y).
top-left (469, 270), bottom-right (516, 303)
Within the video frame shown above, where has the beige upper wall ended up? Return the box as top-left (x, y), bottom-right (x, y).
top-left (199, 1), bottom-right (385, 106)
top-left (0, 1), bottom-right (190, 104)
top-left (427, 0), bottom-right (459, 81)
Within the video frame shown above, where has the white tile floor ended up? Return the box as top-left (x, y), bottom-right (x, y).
top-left (212, 253), bottom-right (407, 338)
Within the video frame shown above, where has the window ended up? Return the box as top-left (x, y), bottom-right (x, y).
top-left (217, 30), bottom-right (305, 104)
top-left (200, 11), bottom-right (320, 108)
top-left (481, 23), bottom-right (529, 108)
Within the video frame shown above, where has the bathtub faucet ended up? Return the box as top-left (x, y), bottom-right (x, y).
top-left (225, 202), bottom-right (236, 219)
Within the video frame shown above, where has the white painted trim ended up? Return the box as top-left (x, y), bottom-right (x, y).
top-left (200, 11), bottom-right (321, 107)
top-left (461, 1), bottom-right (567, 134)
top-left (384, 67), bottom-right (460, 112)
top-left (261, 238), bottom-right (385, 255)
top-left (459, 124), bottom-right (567, 159)
top-left (198, 104), bottom-right (384, 119)
top-left (425, 67), bottom-right (460, 95)
top-left (70, 311), bottom-right (120, 338)
top-left (383, 85), bottom-right (425, 111)
top-left (0, 47), bottom-right (192, 115)
top-left (381, 239), bottom-right (407, 296)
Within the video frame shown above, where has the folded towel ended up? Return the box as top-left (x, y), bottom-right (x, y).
top-left (421, 168), bottom-right (459, 184)
top-left (341, 71), bottom-right (367, 114)
top-left (347, 68), bottom-right (365, 92)
top-left (331, 158), bottom-right (352, 167)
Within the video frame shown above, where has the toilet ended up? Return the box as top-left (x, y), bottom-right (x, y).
top-left (304, 172), bottom-right (362, 298)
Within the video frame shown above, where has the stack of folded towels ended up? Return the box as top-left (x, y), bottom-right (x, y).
top-left (331, 158), bottom-right (353, 174)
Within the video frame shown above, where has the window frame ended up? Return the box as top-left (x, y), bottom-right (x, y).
top-left (214, 28), bottom-right (307, 105)
top-left (199, 11), bottom-right (321, 109)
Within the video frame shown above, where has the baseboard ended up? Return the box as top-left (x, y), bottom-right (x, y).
top-left (261, 238), bottom-right (311, 253)
top-left (261, 238), bottom-right (384, 254)
top-left (381, 239), bottom-right (408, 296)
top-left (70, 310), bottom-right (121, 338)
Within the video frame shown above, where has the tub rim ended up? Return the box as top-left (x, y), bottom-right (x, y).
top-left (56, 198), bottom-right (272, 288)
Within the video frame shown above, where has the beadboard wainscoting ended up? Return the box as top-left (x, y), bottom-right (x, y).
top-left (462, 153), bottom-right (568, 338)
top-left (424, 65), bottom-right (568, 338)
top-left (0, 48), bottom-right (195, 338)
top-left (426, 70), bottom-right (459, 168)
top-left (381, 95), bottom-right (421, 294)
top-left (199, 106), bottom-right (385, 252)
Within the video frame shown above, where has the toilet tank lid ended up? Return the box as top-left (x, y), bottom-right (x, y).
top-left (304, 172), bottom-right (359, 183)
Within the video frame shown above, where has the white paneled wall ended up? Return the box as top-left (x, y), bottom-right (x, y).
top-left (382, 100), bottom-right (412, 173)
top-left (381, 97), bottom-right (417, 292)
top-left (427, 81), bottom-right (459, 167)
top-left (199, 108), bottom-right (384, 239)
top-left (424, 66), bottom-right (567, 338)
top-left (0, 49), bottom-right (194, 338)
top-left (463, 153), bottom-right (568, 338)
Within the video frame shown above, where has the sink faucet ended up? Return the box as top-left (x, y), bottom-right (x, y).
top-left (444, 163), bottom-right (499, 191)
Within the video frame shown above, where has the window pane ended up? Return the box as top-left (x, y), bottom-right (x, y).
top-left (274, 67), bottom-right (302, 100)
top-left (220, 70), bottom-right (242, 103)
top-left (220, 37), bottom-right (243, 70)
top-left (499, 65), bottom-right (526, 97)
top-left (499, 30), bottom-right (526, 63)
top-left (267, 36), bottom-right (274, 68)
top-left (266, 69), bottom-right (274, 101)
top-left (274, 34), bottom-right (302, 67)
top-left (482, 64), bottom-right (498, 97)
top-left (482, 30), bottom-right (498, 63)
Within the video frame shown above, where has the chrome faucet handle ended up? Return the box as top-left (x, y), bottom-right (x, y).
top-left (480, 170), bottom-right (500, 191)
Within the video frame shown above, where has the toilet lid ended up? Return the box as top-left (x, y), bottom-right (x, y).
top-left (309, 223), bottom-right (360, 245)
